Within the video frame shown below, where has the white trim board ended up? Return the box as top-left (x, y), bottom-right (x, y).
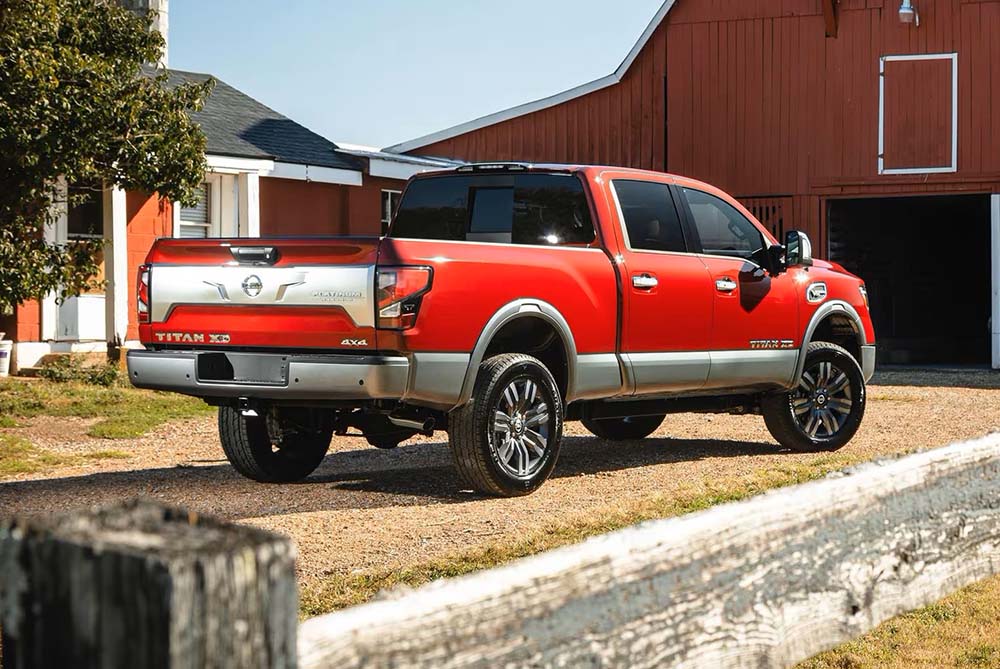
top-left (205, 155), bottom-right (275, 173)
top-left (385, 0), bottom-right (678, 154)
top-left (266, 162), bottom-right (363, 186)
top-left (204, 154), bottom-right (363, 186)
top-left (878, 53), bottom-right (959, 175)
top-left (368, 157), bottom-right (444, 181)
top-left (991, 194), bottom-right (1000, 369)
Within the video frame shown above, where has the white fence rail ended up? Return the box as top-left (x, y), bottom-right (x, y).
top-left (299, 434), bottom-right (1000, 668)
top-left (2, 434), bottom-right (999, 668)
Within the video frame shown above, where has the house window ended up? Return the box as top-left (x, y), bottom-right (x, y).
top-left (179, 182), bottom-right (212, 238)
top-left (66, 183), bottom-right (104, 239)
top-left (381, 189), bottom-right (401, 235)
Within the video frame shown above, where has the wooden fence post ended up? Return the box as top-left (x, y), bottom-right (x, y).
top-left (0, 499), bottom-right (298, 669)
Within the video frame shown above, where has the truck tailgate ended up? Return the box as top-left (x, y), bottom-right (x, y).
top-left (141, 238), bottom-right (380, 351)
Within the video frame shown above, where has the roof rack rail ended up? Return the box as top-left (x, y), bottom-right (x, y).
top-left (455, 162), bottom-right (531, 173)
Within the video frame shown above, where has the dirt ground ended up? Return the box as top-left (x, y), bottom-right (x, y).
top-left (1, 368), bottom-right (998, 591)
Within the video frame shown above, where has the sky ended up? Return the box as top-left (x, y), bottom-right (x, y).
top-left (169, 0), bottom-right (663, 150)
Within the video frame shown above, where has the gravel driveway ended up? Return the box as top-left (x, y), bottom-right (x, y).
top-left (1, 369), bottom-right (998, 590)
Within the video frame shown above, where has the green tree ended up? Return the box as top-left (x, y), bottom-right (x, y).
top-left (0, 0), bottom-right (213, 313)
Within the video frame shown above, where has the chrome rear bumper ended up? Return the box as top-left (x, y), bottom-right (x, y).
top-left (127, 350), bottom-right (409, 401)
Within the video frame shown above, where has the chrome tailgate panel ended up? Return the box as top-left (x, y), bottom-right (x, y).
top-left (150, 265), bottom-right (376, 327)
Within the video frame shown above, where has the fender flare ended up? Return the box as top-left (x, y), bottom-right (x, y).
top-left (456, 299), bottom-right (579, 407)
top-left (792, 300), bottom-right (869, 385)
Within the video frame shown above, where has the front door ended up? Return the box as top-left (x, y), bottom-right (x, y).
top-left (608, 177), bottom-right (715, 394)
top-left (676, 185), bottom-right (800, 389)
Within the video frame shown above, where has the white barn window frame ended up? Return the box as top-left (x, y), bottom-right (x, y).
top-left (878, 52), bottom-right (959, 176)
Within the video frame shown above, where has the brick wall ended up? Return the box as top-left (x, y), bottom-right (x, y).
top-left (125, 191), bottom-right (172, 340)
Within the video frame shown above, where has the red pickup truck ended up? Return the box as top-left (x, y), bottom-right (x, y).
top-left (129, 164), bottom-right (875, 496)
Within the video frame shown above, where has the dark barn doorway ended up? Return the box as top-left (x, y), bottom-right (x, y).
top-left (827, 195), bottom-right (992, 366)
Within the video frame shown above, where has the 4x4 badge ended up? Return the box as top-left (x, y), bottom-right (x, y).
top-left (341, 338), bottom-right (368, 347)
top-left (241, 275), bottom-right (263, 298)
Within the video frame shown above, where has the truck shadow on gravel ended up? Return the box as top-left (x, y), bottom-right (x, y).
top-left (320, 435), bottom-right (780, 497)
top-left (0, 435), bottom-right (779, 520)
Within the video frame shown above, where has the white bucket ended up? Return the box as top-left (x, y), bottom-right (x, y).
top-left (0, 340), bottom-right (12, 377)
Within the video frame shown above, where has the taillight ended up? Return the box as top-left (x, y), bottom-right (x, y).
top-left (137, 264), bottom-right (151, 323)
top-left (376, 266), bottom-right (432, 330)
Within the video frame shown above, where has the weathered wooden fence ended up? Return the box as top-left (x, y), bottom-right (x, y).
top-left (3, 433), bottom-right (1000, 668)
top-left (0, 501), bottom-right (298, 668)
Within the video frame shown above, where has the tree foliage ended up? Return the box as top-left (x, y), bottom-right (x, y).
top-left (0, 0), bottom-right (213, 313)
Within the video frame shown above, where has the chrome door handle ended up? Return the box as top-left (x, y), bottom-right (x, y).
top-left (632, 274), bottom-right (658, 289)
top-left (715, 277), bottom-right (738, 293)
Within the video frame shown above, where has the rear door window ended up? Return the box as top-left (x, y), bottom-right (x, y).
top-left (612, 180), bottom-right (688, 253)
top-left (391, 173), bottom-right (595, 246)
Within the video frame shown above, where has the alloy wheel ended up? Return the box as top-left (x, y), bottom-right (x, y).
top-left (491, 377), bottom-right (552, 479)
top-left (792, 360), bottom-right (854, 440)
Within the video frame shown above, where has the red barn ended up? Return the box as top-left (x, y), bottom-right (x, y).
top-left (390, 0), bottom-right (1000, 368)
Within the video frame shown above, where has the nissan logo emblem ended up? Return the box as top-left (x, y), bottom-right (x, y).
top-left (242, 275), bottom-right (263, 298)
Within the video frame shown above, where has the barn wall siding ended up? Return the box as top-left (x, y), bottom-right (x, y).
top-left (408, 0), bottom-right (1000, 254)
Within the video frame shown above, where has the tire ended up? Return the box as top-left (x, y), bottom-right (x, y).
top-left (581, 414), bottom-right (665, 441)
top-left (448, 353), bottom-right (563, 497)
top-left (218, 406), bottom-right (332, 482)
top-left (762, 341), bottom-right (866, 452)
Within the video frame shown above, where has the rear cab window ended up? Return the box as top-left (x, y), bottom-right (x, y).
top-left (390, 172), bottom-right (596, 247)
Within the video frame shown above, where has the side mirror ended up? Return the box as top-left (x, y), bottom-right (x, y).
top-left (784, 230), bottom-right (814, 268)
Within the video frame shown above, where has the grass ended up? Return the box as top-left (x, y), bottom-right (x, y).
top-left (800, 575), bottom-right (1000, 668)
top-left (299, 454), bottom-right (857, 618)
top-left (0, 433), bottom-right (68, 476)
top-left (0, 433), bottom-right (129, 477)
top-left (0, 377), bottom-right (214, 439)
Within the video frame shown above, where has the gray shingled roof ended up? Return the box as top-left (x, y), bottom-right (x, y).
top-left (160, 68), bottom-right (362, 172)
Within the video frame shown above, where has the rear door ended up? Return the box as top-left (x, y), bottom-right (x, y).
top-left (676, 186), bottom-right (799, 388)
top-left (608, 177), bottom-right (714, 394)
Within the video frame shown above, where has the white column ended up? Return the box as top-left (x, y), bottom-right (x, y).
top-left (992, 194), bottom-right (1000, 369)
top-left (103, 186), bottom-right (129, 345)
top-left (149, 0), bottom-right (169, 68)
top-left (238, 172), bottom-right (260, 238)
top-left (172, 199), bottom-right (181, 237)
top-left (41, 180), bottom-right (67, 341)
top-left (218, 174), bottom-right (238, 236)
